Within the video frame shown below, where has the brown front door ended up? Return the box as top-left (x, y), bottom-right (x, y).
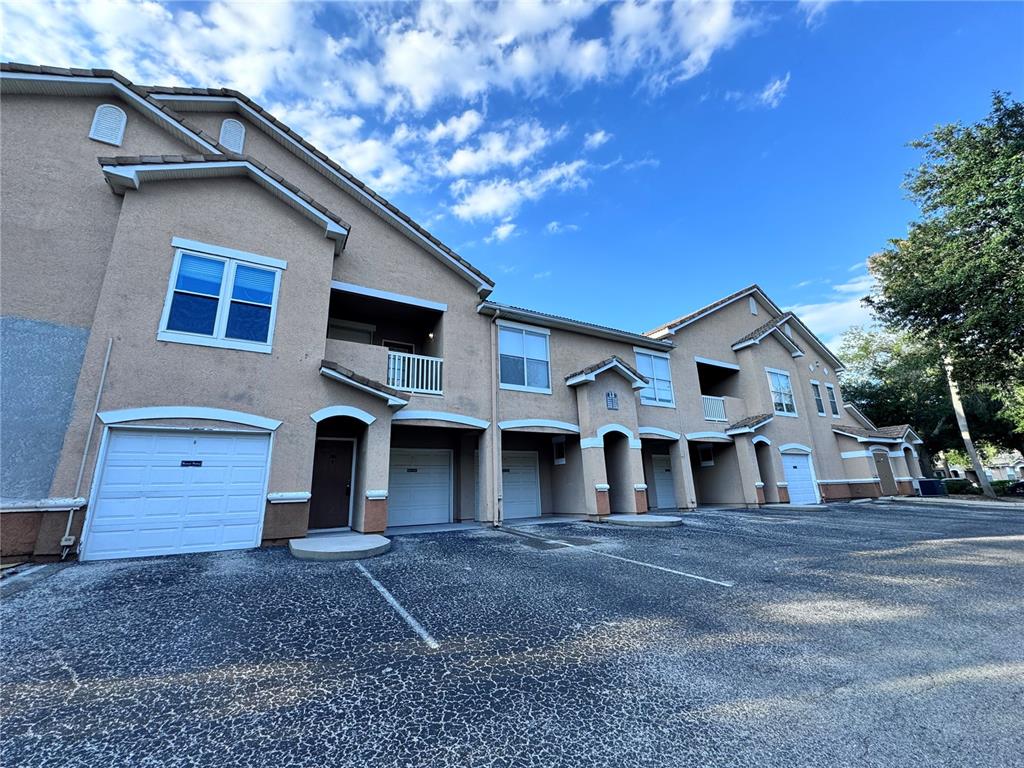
top-left (873, 451), bottom-right (898, 496)
top-left (309, 439), bottom-right (354, 529)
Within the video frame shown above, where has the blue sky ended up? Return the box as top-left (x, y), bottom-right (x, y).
top-left (3, 1), bottom-right (1021, 343)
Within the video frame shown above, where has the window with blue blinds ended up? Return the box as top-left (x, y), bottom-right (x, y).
top-left (160, 245), bottom-right (282, 353)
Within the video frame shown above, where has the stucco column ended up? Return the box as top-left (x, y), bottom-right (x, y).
top-left (581, 442), bottom-right (608, 518)
top-left (671, 441), bottom-right (697, 510)
top-left (477, 425), bottom-right (499, 524)
top-left (733, 436), bottom-right (762, 508)
top-left (357, 417), bottom-right (392, 533)
top-left (628, 440), bottom-right (648, 513)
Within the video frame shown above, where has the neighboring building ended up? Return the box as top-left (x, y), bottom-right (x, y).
top-left (938, 451), bottom-right (1024, 484)
top-left (0, 64), bottom-right (927, 562)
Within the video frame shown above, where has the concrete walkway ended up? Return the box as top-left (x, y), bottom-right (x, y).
top-left (606, 513), bottom-right (683, 527)
top-left (289, 532), bottom-right (391, 561)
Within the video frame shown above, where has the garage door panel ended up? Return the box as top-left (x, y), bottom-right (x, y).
top-left (83, 430), bottom-right (270, 561)
top-left (502, 451), bottom-right (540, 519)
top-left (388, 450), bottom-right (452, 527)
top-left (782, 453), bottom-right (817, 505)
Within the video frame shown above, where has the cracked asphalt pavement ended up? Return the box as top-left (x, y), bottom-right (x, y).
top-left (2, 500), bottom-right (1023, 767)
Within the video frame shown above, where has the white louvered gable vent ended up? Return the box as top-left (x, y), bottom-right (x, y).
top-left (89, 104), bottom-right (128, 146)
top-left (219, 119), bottom-right (246, 153)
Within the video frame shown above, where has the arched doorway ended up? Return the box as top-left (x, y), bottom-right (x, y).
top-left (754, 440), bottom-right (779, 503)
top-left (309, 416), bottom-right (367, 530)
top-left (603, 430), bottom-right (633, 513)
top-left (872, 448), bottom-right (898, 496)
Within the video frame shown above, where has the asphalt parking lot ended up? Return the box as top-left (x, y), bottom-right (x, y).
top-left (2, 500), bottom-right (1023, 767)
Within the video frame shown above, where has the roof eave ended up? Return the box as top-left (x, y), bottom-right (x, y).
top-left (478, 302), bottom-right (673, 350)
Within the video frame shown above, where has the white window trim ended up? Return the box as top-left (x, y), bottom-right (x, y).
top-left (497, 319), bottom-right (552, 395)
top-left (88, 103), bottom-right (127, 146)
top-left (634, 347), bottom-right (675, 408)
top-left (809, 379), bottom-right (827, 416)
top-left (157, 244), bottom-right (283, 354)
top-left (698, 445), bottom-right (715, 467)
top-left (765, 367), bottom-right (798, 418)
top-left (824, 383), bottom-right (841, 418)
top-left (170, 237), bottom-right (286, 270)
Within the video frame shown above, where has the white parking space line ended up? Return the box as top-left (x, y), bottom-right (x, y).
top-left (532, 535), bottom-right (734, 587)
top-left (356, 562), bottom-right (440, 650)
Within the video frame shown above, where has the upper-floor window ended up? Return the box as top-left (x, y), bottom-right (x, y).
top-left (810, 381), bottom-right (826, 416)
top-left (824, 383), bottom-right (840, 417)
top-left (219, 119), bottom-right (246, 153)
top-left (89, 104), bottom-right (127, 146)
top-left (766, 368), bottom-right (797, 416)
top-left (635, 350), bottom-right (674, 407)
top-left (498, 321), bottom-right (550, 393)
top-left (158, 239), bottom-right (284, 354)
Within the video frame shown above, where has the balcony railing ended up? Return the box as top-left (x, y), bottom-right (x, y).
top-left (388, 351), bottom-right (443, 395)
top-left (702, 395), bottom-right (727, 422)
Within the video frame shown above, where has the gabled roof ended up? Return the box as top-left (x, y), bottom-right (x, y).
top-left (731, 313), bottom-right (805, 358)
top-left (100, 154), bottom-right (350, 254)
top-left (2, 62), bottom-right (494, 296)
top-left (843, 403), bottom-right (877, 430)
top-left (319, 359), bottom-right (407, 407)
top-left (725, 413), bottom-right (774, 435)
top-left (478, 301), bottom-right (673, 350)
top-left (646, 284), bottom-right (782, 338)
top-left (832, 424), bottom-right (923, 445)
top-left (565, 356), bottom-right (649, 389)
top-left (141, 86), bottom-right (495, 296)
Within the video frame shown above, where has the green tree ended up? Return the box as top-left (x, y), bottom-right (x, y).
top-left (868, 92), bottom-right (1024, 390)
top-left (867, 92), bottom-right (1024, 496)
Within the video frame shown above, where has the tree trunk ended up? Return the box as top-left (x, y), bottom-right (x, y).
top-left (943, 357), bottom-right (996, 498)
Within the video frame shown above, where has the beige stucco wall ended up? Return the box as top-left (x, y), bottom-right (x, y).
top-left (0, 95), bottom-right (192, 327)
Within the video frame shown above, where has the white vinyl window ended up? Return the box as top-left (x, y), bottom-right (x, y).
top-left (219, 118), bottom-right (246, 153)
top-left (766, 368), bottom-right (797, 416)
top-left (552, 436), bottom-right (566, 466)
top-left (825, 383), bottom-right (840, 417)
top-left (698, 445), bottom-right (715, 467)
top-left (158, 241), bottom-right (283, 354)
top-left (89, 104), bottom-right (127, 146)
top-left (635, 350), bottom-right (674, 406)
top-left (498, 322), bottom-right (551, 393)
top-left (810, 381), bottom-right (826, 416)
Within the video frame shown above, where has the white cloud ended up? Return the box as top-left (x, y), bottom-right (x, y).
top-left (533, 270), bottom-right (553, 279)
top-left (546, 221), bottom-right (580, 234)
top-left (451, 159), bottom-right (588, 220)
top-left (787, 271), bottom-right (878, 344)
top-left (426, 109), bottom-right (484, 143)
top-left (486, 220), bottom-right (518, 243)
top-left (798, 0), bottom-right (838, 28)
top-left (446, 120), bottom-right (559, 176)
top-left (583, 129), bottom-right (612, 150)
top-left (757, 72), bottom-right (791, 109)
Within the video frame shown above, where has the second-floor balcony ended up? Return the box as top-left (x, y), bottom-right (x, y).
top-left (387, 350), bottom-right (443, 395)
top-left (702, 395), bottom-right (728, 422)
top-left (326, 282), bottom-right (445, 396)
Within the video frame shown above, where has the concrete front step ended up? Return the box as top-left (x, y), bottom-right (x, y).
top-left (605, 513), bottom-right (683, 528)
top-left (289, 533), bottom-right (391, 561)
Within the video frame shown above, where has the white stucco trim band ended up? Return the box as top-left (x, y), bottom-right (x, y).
top-left (685, 431), bottom-right (732, 441)
top-left (101, 161), bottom-right (350, 255)
top-left (565, 360), bottom-right (648, 390)
top-left (638, 426), bottom-right (681, 440)
top-left (779, 443), bottom-right (813, 454)
top-left (331, 281), bottom-right (447, 312)
top-left (98, 406), bottom-right (281, 431)
top-left (310, 406), bottom-right (376, 425)
top-left (499, 419), bottom-right (580, 433)
top-left (365, 489), bottom-right (388, 500)
top-left (392, 410), bottom-right (490, 429)
top-left (267, 492), bottom-right (311, 504)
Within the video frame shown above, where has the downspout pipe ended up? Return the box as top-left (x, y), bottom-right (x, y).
top-left (63, 338), bottom-right (113, 559)
top-left (490, 309), bottom-right (502, 527)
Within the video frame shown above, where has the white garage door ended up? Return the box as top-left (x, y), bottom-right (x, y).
top-left (83, 430), bottom-right (270, 561)
top-left (502, 451), bottom-right (541, 519)
top-left (651, 455), bottom-right (677, 509)
top-left (388, 449), bottom-right (452, 527)
top-left (782, 452), bottom-right (817, 505)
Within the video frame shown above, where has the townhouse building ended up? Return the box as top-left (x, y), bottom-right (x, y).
top-left (0, 64), bottom-right (926, 562)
